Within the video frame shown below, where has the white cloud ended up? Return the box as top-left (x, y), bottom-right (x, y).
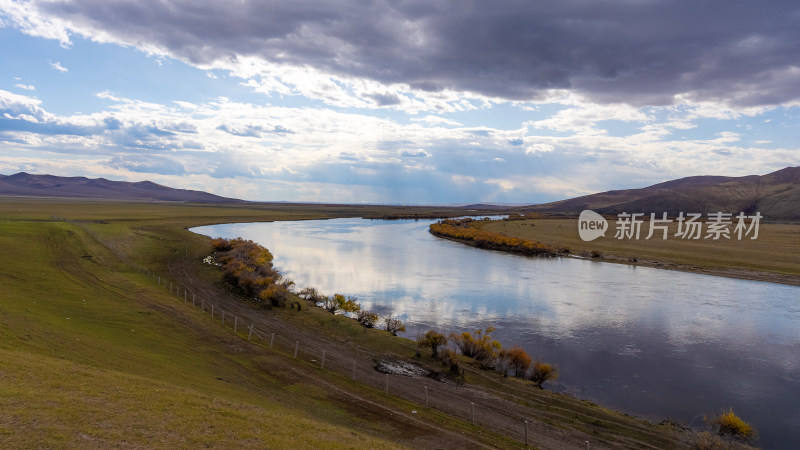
top-left (411, 115), bottom-right (462, 126)
top-left (14, 83), bottom-right (35, 91)
top-left (525, 143), bottom-right (555, 154)
top-left (49, 61), bottom-right (68, 72)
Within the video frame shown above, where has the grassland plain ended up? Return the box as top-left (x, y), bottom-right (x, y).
top-left (476, 217), bottom-right (800, 286)
top-left (0, 198), bottom-right (698, 448)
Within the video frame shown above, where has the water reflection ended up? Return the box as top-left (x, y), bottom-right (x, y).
top-left (192, 218), bottom-right (800, 448)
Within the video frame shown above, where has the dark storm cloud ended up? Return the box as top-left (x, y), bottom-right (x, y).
top-left (37, 0), bottom-right (800, 106)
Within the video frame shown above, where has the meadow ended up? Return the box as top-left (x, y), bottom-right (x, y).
top-left (0, 198), bottom-right (730, 448)
top-left (478, 217), bottom-right (800, 286)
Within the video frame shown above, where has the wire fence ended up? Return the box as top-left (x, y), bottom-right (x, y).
top-left (133, 263), bottom-right (540, 445)
top-left (58, 216), bottom-right (621, 449)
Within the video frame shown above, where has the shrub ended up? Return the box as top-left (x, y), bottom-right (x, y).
top-left (417, 330), bottom-right (448, 358)
top-left (211, 237), bottom-right (232, 251)
top-left (429, 220), bottom-right (558, 256)
top-left (528, 361), bottom-right (558, 388)
top-left (498, 346), bottom-right (531, 378)
top-left (708, 408), bottom-right (756, 443)
top-left (210, 237), bottom-right (295, 308)
top-left (321, 295), bottom-right (338, 314)
top-left (450, 327), bottom-right (501, 369)
top-left (384, 316), bottom-right (406, 336)
top-left (336, 294), bottom-right (360, 316)
top-left (357, 310), bottom-right (379, 329)
top-left (258, 284), bottom-right (289, 307)
top-left (438, 348), bottom-right (462, 376)
top-left (298, 287), bottom-right (324, 303)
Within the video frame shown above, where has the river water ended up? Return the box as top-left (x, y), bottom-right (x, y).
top-left (192, 218), bottom-right (800, 448)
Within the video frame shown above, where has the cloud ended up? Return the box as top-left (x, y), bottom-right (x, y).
top-left (1, 87), bottom-right (798, 204)
top-left (14, 83), bottom-right (35, 91)
top-left (3, 0), bottom-right (800, 108)
top-left (49, 60), bottom-right (68, 72)
top-left (400, 149), bottom-right (430, 158)
top-left (216, 123), bottom-right (293, 137)
top-left (411, 115), bottom-right (462, 126)
top-left (106, 154), bottom-right (186, 176)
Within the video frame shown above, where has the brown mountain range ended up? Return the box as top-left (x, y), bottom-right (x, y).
top-left (0, 173), bottom-right (239, 203)
top-left (518, 166), bottom-right (800, 221)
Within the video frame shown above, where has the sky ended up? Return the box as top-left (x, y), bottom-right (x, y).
top-left (0, 0), bottom-right (799, 204)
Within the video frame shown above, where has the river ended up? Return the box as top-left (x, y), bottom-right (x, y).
top-left (192, 218), bottom-right (800, 448)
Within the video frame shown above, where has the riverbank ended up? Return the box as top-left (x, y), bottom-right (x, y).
top-left (473, 217), bottom-right (800, 287)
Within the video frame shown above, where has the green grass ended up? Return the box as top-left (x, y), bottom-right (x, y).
top-left (0, 218), bottom-right (410, 448)
top-left (0, 198), bottom-right (694, 448)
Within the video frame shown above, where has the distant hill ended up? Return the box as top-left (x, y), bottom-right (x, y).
top-left (0, 173), bottom-right (240, 203)
top-left (518, 166), bottom-right (800, 221)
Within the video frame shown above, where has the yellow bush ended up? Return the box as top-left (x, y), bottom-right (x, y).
top-left (713, 408), bottom-right (755, 442)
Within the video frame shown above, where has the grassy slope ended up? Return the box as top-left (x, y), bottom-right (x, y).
top-left (0, 198), bottom-right (691, 448)
top-left (0, 219), bottom-right (416, 448)
top-left (479, 218), bottom-right (800, 285)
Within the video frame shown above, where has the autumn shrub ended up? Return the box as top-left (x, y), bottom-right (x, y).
top-left (417, 330), bottom-right (448, 358)
top-left (438, 348), bottom-right (462, 376)
top-left (707, 408), bottom-right (756, 443)
top-left (298, 287), bottom-right (325, 303)
top-left (450, 327), bottom-right (501, 369)
top-left (336, 294), bottom-right (361, 316)
top-left (357, 310), bottom-right (379, 329)
top-left (211, 237), bottom-right (293, 308)
top-left (211, 237), bottom-right (232, 251)
top-left (528, 361), bottom-right (558, 388)
top-left (429, 220), bottom-right (557, 256)
top-left (384, 316), bottom-right (406, 336)
top-left (497, 346), bottom-right (531, 378)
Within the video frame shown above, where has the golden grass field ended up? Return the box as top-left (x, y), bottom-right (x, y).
top-left (479, 217), bottom-right (800, 286)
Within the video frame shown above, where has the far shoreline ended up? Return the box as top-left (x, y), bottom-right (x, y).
top-left (440, 217), bottom-right (800, 289)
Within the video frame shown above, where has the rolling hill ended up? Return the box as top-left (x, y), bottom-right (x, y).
top-left (0, 172), bottom-right (239, 202)
top-left (519, 166), bottom-right (800, 221)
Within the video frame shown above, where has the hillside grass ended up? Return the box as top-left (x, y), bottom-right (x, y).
top-left (0, 218), bottom-right (418, 448)
top-left (0, 198), bottom-right (694, 448)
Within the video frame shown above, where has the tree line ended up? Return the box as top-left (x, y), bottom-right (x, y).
top-left (417, 327), bottom-right (558, 389)
top-left (429, 218), bottom-right (559, 257)
top-left (211, 237), bottom-right (558, 388)
top-left (210, 237), bottom-right (406, 334)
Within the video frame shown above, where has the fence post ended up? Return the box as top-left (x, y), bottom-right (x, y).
top-left (352, 361), bottom-right (356, 381)
top-left (158, 276), bottom-right (160, 285)
top-left (425, 386), bottom-right (429, 407)
top-left (170, 282), bottom-right (172, 294)
top-left (270, 333), bottom-right (275, 349)
top-left (222, 310), bottom-right (225, 324)
top-left (385, 374), bottom-right (389, 393)
top-left (524, 420), bottom-right (528, 446)
top-left (321, 350), bottom-right (326, 369)
top-left (184, 290), bottom-right (187, 302)
top-left (234, 316), bottom-right (238, 332)
top-left (248, 324), bottom-right (254, 340)
top-left (201, 299), bottom-right (204, 311)
top-left (193, 293), bottom-right (196, 307)
top-left (211, 304), bottom-right (214, 318)
top-left (294, 341), bottom-right (299, 358)
top-left (586, 441), bottom-right (590, 450)
top-left (471, 402), bottom-right (475, 425)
